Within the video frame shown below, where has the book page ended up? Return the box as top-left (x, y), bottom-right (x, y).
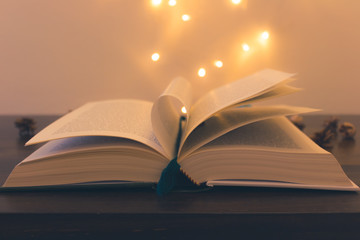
top-left (181, 69), bottom-right (295, 149)
top-left (26, 99), bottom-right (168, 158)
top-left (180, 117), bottom-right (357, 190)
top-left (178, 105), bottom-right (319, 159)
top-left (151, 77), bottom-right (192, 159)
top-left (24, 136), bottom-right (166, 163)
top-left (201, 117), bottom-right (325, 153)
top-left (237, 83), bottom-right (300, 106)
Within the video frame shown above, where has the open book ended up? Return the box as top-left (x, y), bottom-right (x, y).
top-left (4, 69), bottom-right (359, 193)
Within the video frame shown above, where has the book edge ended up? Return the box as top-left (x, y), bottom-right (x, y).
top-left (206, 180), bottom-right (360, 192)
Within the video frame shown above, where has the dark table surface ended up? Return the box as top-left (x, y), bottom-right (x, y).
top-left (1, 115), bottom-right (360, 239)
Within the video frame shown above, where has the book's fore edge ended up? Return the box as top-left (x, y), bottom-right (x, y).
top-left (205, 180), bottom-right (360, 192)
top-left (0, 181), bottom-right (156, 192)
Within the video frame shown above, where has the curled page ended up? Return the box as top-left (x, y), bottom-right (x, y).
top-left (181, 69), bottom-right (295, 150)
top-left (151, 77), bottom-right (192, 160)
top-left (236, 83), bottom-right (301, 106)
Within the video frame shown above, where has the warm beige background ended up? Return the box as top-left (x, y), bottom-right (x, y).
top-left (1, 0), bottom-right (359, 115)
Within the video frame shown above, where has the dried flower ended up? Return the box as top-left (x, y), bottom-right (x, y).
top-left (14, 118), bottom-right (36, 138)
top-left (339, 122), bottom-right (356, 139)
top-left (311, 128), bottom-right (335, 150)
top-left (323, 116), bottom-right (339, 136)
top-left (311, 117), bottom-right (339, 150)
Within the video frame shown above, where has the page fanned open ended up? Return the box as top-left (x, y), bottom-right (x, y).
top-left (181, 69), bottom-right (295, 148)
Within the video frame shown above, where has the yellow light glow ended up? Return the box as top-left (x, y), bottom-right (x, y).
top-left (198, 68), bottom-right (206, 77)
top-left (181, 106), bottom-right (187, 114)
top-left (214, 60), bottom-right (223, 68)
top-left (168, 0), bottom-right (176, 6)
top-left (232, 0), bottom-right (242, 4)
top-left (151, 53), bottom-right (160, 61)
top-left (151, 0), bottom-right (162, 6)
top-left (242, 43), bottom-right (250, 52)
top-left (261, 31), bottom-right (269, 40)
top-left (182, 14), bottom-right (191, 21)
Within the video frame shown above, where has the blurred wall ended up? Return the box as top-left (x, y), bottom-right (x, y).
top-left (1, 0), bottom-right (359, 115)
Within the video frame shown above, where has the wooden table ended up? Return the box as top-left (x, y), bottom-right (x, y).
top-left (0, 115), bottom-right (360, 239)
